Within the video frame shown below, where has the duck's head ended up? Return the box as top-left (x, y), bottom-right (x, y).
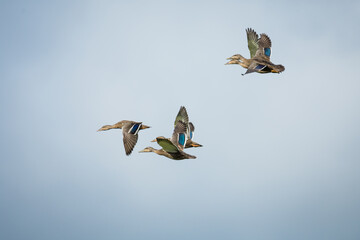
top-left (227, 54), bottom-right (242, 60)
top-left (97, 120), bottom-right (126, 131)
top-left (151, 136), bottom-right (167, 142)
top-left (112, 120), bottom-right (128, 128)
top-left (139, 147), bottom-right (156, 153)
top-left (225, 59), bottom-right (241, 65)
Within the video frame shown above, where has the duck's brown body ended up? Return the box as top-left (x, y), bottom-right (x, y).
top-left (139, 146), bottom-right (196, 160)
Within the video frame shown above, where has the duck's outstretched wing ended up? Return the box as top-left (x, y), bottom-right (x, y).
top-left (255, 33), bottom-right (272, 60)
top-left (174, 106), bottom-right (189, 126)
top-left (246, 28), bottom-right (259, 58)
top-left (122, 122), bottom-right (142, 155)
top-left (174, 106), bottom-right (196, 140)
top-left (171, 120), bottom-right (188, 150)
top-left (188, 122), bottom-right (195, 140)
top-left (242, 62), bottom-right (267, 75)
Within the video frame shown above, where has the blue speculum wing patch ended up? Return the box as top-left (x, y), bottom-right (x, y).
top-left (189, 131), bottom-right (193, 140)
top-left (178, 133), bottom-right (186, 146)
top-left (255, 64), bottom-right (266, 70)
top-left (130, 123), bottom-right (141, 134)
top-left (264, 48), bottom-right (271, 57)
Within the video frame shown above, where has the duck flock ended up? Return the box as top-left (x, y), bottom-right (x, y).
top-left (98, 28), bottom-right (285, 160)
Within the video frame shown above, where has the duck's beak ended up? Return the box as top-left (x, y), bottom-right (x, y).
top-left (150, 138), bottom-right (157, 142)
top-left (191, 142), bottom-right (203, 147)
top-left (141, 125), bottom-right (151, 129)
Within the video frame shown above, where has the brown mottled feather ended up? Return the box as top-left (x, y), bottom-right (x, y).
top-left (246, 28), bottom-right (259, 58)
top-left (174, 106), bottom-right (189, 126)
top-left (258, 34), bottom-right (272, 48)
top-left (189, 122), bottom-right (195, 134)
top-left (171, 120), bottom-right (188, 150)
top-left (122, 121), bottom-right (141, 155)
top-left (122, 131), bottom-right (138, 155)
top-left (255, 33), bottom-right (272, 60)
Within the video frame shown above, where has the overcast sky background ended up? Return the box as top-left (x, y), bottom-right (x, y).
top-left (1, 1), bottom-right (360, 239)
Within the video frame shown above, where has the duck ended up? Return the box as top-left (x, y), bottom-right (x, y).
top-left (150, 106), bottom-right (203, 148)
top-left (97, 120), bottom-right (150, 156)
top-left (225, 28), bottom-right (285, 75)
top-left (140, 121), bottom-right (196, 160)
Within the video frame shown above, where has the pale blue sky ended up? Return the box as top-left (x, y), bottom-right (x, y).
top-left (1, 1), bottom-right (360, 239)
